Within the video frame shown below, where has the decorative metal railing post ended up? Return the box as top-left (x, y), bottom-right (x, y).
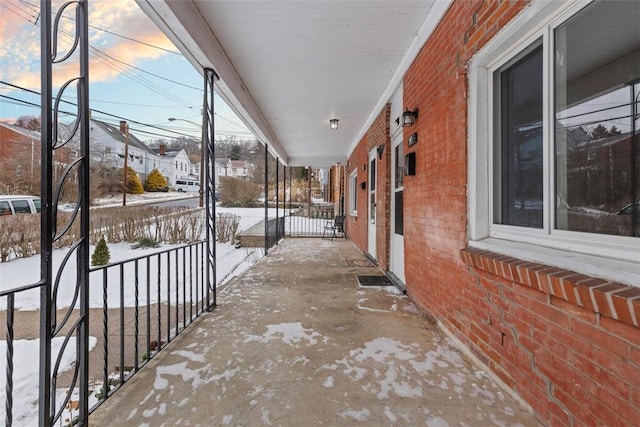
top-left (276, 160), bottom-right (279, 243)
top-left (288, 166), bottom-right (292, 236)
top-left (264, 145), bottom-right (269, 254)
top-left (39, 1), bottom-right (53, 423)
top-left (203, 68), bottom-right (219, 309)
top-left (40, 0), bottom-right (91, 425)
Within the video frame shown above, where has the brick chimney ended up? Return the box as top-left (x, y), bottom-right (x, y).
top-left (119, 120), bottom-right (127, 134)
top-left (159, 144), bottom-right (166, 156)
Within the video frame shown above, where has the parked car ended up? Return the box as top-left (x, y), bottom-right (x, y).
top-left (0, 195), bottom-right (41, 216)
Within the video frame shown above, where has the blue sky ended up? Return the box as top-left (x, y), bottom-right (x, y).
top-left (0, 0), bottom-right (254, 143)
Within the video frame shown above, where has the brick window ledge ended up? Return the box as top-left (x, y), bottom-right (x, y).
top-left (461, 247), bottom-right (640, 329)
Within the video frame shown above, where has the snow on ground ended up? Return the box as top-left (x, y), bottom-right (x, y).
top-left (0, 336), bottom-right (97, 427)
top-left (0, 207), bottom-right (276, 309)
top-left (91, 191), bottom-right (195, 207)
top-left (0, 205), bottom-right (277, 425)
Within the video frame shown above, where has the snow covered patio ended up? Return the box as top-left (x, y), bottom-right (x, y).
top-left (89, 238), bottom-right (539, 426)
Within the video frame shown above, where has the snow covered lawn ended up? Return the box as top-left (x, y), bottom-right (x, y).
top-left (0, 206), bottom-right (277, 426)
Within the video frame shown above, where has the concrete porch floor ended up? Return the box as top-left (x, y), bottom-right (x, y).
top-left (90, 238), bottom-right (539, 426)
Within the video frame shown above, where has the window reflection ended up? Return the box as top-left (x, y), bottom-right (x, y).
top-left (555, 0), bottom-right (640, 237)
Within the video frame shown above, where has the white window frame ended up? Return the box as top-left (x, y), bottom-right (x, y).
top-left (349, 169), bottom-right (358, 216)
top-left (468, 0), bottom-right (639, 286)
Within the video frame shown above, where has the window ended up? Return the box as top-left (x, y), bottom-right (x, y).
top-left (11, 200), bottom-right (31, 214)
top-left (469, 0), bottom-right (639, 283)
top-left (494, 43), bottom-right (543, 228)
top-left (349, 169), bottom-right (357, 215)
top-left (554, 2), bottom-right (639, 238)
top-left (0, 201), bottom-right (11, 216)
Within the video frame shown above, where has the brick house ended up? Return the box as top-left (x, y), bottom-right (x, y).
top-left (141, 1), bottom-right (639, 425)
top-left (0, 122), bottom-right (41, 189)
top-left (346, 3), bottom-right (640, 426)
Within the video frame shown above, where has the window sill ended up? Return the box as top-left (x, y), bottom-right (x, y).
top-left (463, 241), bottom-right (640, 329)
top-left (468, 238), bottom-right (639, 287)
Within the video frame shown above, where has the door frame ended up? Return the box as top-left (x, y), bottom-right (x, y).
top-left (367, 148), bottom-right (377, 259)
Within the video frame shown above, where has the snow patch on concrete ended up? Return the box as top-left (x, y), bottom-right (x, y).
top-left (171, 349), bottom-right (206, 363)
top-left (384, 405), bottom-right (397, 422)
top-left (426, 416), bottom-right (450, 427)
top-left (338, 408), bottom-right (370, 421)
top-left (244, 322), bottom-right (322, 348)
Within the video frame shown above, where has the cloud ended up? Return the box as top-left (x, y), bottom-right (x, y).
top-left (0, 0), bottom-right (178, 93)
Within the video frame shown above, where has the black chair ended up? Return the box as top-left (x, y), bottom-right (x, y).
top-left (323, 215), bottom-right (345, 240)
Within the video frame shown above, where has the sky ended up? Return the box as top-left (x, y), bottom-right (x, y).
top-left (0, 0), bottom-right (255, 143)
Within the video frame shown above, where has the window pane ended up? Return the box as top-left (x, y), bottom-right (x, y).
top-left (555, 0), bottom-right (640, 237)
top-left (12, 200), bottom-right (31, 214)
top-left (395, 191), bottom-right (403, 236)
top-left (370, 158), bottom-right (376, 191)
top-left (395, 144), bottom-right (404, 189)
top-left (494, 44), bottom-right (544, 228)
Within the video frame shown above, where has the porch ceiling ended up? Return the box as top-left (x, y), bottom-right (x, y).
top-left (135, 0), bottom-right (451, 167)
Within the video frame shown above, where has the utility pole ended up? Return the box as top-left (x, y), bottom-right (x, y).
top-left (122, 123), bottom-right (129, 206)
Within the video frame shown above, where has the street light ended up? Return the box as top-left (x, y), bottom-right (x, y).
top-left (168, 117), bottom-right (205, 207)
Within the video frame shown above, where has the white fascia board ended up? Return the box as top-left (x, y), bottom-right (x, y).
top-left (135, 0), bottom-right (289, 165)
top-left (347, 0), bottom-right (454, 156)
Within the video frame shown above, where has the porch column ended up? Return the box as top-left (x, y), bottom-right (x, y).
top-left (39, 0), bottom-right (91, 424)
top-left (276, 159), bottom-right (279, 243)
top-left (264, 144), bottom-right (269, 254)
top-left (203, 68), bottom-right (218, 309)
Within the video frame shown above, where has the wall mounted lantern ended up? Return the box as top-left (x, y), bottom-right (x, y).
top-left (330, 119), bottom-right (339, 130)
top-left (402, 108), bottom-right (418, 127)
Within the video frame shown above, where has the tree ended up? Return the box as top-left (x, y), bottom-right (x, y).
top-left (590, 124), bottom-right (609, 140)
top-left (91, 237), bottom-right (111, 266)
top-left (14, 115), bottom-right (40, 131)
top-left (219, 176), bottom-right (261, 207)
top-left (229, 143), bottom-right (242, 160)
top-left (124, 166), bottom-right (144, 194)
top-left (144, 168), bottom-right (168, 192)
top-left (608, 125), bottom-right (621, 136)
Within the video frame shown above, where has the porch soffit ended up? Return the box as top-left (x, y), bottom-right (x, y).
top-left (136, 0), bottom-right (451, 167)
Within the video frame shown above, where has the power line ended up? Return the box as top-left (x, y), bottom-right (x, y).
top-left (0, 93), bottom-right (189, 139)
top-left (0, 94), bottom-right (254, 141)
top-left (7, 0), bottom-right (201, 108)
top-left (0, 2), bottom-right (36, 22)
top-left (2, 81), bottom-right (251, 136)
top-left (90, 48), bottom-right (200, 92)
top-left (17, 0), bottom-right (180, 55)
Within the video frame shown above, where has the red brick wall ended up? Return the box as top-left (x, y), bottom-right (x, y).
top-left (0, 126), bottom-right (41, 187)
top-left (397, 1), bottom-right (640, 426)
top-left (346, 105), bottom-right (390, 269)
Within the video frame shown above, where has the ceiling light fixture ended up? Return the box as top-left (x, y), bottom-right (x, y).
top-left (330, 119), bottom-right (339, 130)
top-left (401, 108), bottom-right (419, 127)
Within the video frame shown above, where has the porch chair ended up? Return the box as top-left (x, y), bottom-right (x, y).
top-left (323, 215), bottom-right (345, 240)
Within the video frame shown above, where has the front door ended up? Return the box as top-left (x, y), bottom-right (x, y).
top-left (390, 133), bottom-right (405, 282)
top-left (367, 149), bottom-right (377, 259)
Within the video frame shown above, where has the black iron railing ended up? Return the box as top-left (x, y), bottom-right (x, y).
top-left (1, 281), bottom-right (43, 426)
top-left (1, 242), bottom-right (212, 426)
top-left (286, 212), bottom-right (334, 237)
top-left (266, 217), bottom-right (286, 249)
top-left (89, 241), bottom-right (212, 412)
